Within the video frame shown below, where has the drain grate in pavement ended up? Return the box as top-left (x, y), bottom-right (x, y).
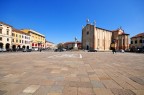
top-left (129, 77), bottom-right (144, 85)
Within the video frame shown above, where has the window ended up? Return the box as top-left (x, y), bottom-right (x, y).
top-left (20, 40), bottom-right (21, 43)
top-left (16, 39), bottom-right (18, 43)
top-left (0, 29), bottom-right (2, 34)
top-left (140, 39), bottom-right (142, 43)
top-left (19, 35), bottom-right (21, 38)
top-left (12, 33), bottom-right (15, 36)
top-left (0, 37), bottom-right (2, 41)
top-left (16, 34), bottom-right (17, 37)
top-left (12, 39), bottom-right (14, 42)
top-left (135, 40), bottom-right (137, 44)
top-left (7, 29), bottom-right (9, 35)
top-left (131, 41), bottom-right (133, 44)
top-left (22, 35), bottom-right (23, 38)
top-left (22, 40), bottom-right (23, 43)
top-left (87, 31), bottom-right (89, 35)
top-left (7, 38), bottom-right (9, 41)
top-left (123, 39), bottom-right (124, 45)
top-left (143, 40), bottom-right (144, 43)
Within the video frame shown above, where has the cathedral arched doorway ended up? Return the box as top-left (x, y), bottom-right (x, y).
top-left (87, 45), bottom-right (89, 50)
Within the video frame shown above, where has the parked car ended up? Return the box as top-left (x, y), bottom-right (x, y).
top-left (0, 48), bottom-right (2, 52)
top-left (88, 49), bottom-right (97, 52)
top-left (136, 48), bottom-right (144, 53)
top-left (17, 48), bottom-right (23, 52)
top-left (23, 49), bottom-right (32, 52)
top-left (0, 48), bottom-right (6, 52)
top-left (27, 49), bottom-right (32, 52)
top-left (54, 48), bottom-right (66, 52)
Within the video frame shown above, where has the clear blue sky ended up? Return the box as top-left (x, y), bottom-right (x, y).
top-left (1, 0), bottom-right (144, 44)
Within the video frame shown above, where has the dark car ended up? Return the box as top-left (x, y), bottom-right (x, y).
top-left (136, 48), bottom-right (144, 53)
top-left (27, 49), bottom-right (32, 52)
top-left (88, 49), bottom-right (97, 52)
top-left (54, 48), bottom-right (66, 52)
top-left (23, 49), bottom-right (32, 52)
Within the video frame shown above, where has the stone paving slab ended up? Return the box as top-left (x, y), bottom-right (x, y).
top-left (102, 80), bottom-right (122, 89)
top-left (63, 87), bottom-right (77, 95)
top-left (93, 88), bottom-right (114, 95)
top-left (33, 86), bottom-right (51, 95)
top-left (129, 77), bottom-right (144, 85)
top-left (111, 89), bottom-right (136, 95)
top-left (23, 85), bottom-right (40, 94)
top-left (91, 80), bottom-right (105, 88)
top-left (0, 90), bottom-right (7, 95)
top-left (0, 52), bottom-right (144, 95)
top-left (78, 87), bottom-right (95, 95)
top-left (132, 90), bottom-right (144, 95)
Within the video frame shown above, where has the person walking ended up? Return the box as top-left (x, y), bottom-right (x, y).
top-left (111, 43), bottom-right (116, 54)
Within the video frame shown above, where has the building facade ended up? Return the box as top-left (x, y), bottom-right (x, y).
top-left (82, 21), bottom-right (129, 51)
top-left (63, 41), bottom-right (82, 50)
top-left (45, 41), bottom-right (56, 49)
top-left (12, 28), bottom-right (30, 50)
top-left (0, 22), bottom-right (12, 50)
top-left (112, 28), bottom-right (129, 50)
top-left (21, 29), bottom-right (45, 50)
top-left (82, 24), bottom-right (112, 51)
top-left (130, 32), bottom-right (144, 50)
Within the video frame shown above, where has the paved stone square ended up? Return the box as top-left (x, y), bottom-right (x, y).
top-left (0, 52), bottom-right (144, 95)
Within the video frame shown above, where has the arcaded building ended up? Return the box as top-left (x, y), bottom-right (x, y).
top-left (130, 32), bottom-right (144, 49)
top-left (82, 20), bottom-right (129, 51)
top-left (0, 22), bottom-right (12, 50)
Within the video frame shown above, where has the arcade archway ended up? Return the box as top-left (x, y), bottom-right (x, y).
top-left (6, 43), bottom-right (10, 50)
top-left (0, 43), bottom-right (3, 48)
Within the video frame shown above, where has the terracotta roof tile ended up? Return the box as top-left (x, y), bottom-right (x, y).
top-left (0, 22), bottom-right (13, 27)
top-left (131, 32), bottom-right (144, 38)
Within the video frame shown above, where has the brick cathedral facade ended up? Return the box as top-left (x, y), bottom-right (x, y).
top-left (82, 22), bottom-right (129, 51)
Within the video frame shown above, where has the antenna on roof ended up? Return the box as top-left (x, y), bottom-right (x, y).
top-left (93, 20), bottom-right (96, 27)
top-left (86, 18), bottom-right (89, 24)
top-left (119, 26), bottom-right (122, 30)
top-left (82, 25), bottom-right (84, 29)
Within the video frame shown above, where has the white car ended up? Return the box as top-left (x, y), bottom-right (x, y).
top-left (0, 48), bottom-right (6, 52)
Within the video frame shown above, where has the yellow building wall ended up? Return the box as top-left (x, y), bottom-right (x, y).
top-left (21, 29), bottom-right (45, 48)
top-left (12, 31), bottom-right (22, 47)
